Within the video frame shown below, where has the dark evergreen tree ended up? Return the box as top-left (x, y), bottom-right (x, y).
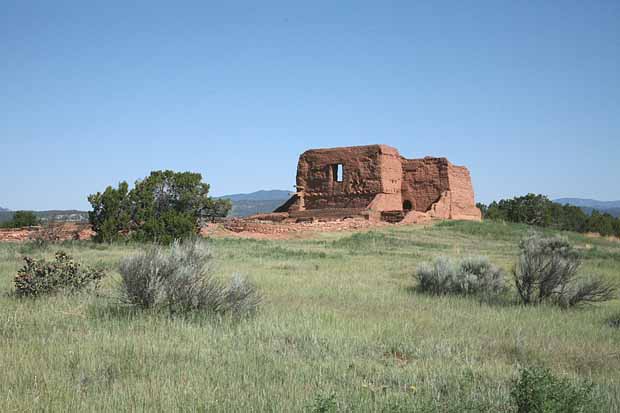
top-left (88, 170), bottom-right (231, 243)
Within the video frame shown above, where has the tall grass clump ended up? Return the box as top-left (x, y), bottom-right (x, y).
top-left (415, 256), bottom-right (505, 296)
top-left (514, 234), bottom-right (616, 308)
top-left (118, 238), bottom-right (260, 316)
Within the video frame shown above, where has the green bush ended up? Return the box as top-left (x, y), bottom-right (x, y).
top-left (132, 210), bottom-right (197, 245)
top-left (514, 234), bottom-right (616, 307)
top-left (87, 181), bottom-right (132, 243)
top-left (14, 251), bottom-right (106, 297)
top-left (511, 366), bottom-right (596, 413)
top-left (118, 238), bottom-right (260, 316)
top-left (415, 256), bottom-right (505, 296)
top-left (307, 391), bottom-right (337, 413)
top-left (88, 170), bottom-right (232, 244)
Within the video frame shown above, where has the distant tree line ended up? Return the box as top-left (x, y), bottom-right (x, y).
top-left (477, 193), bottom-right (620, 237)
top-left (88, 170), bottom-right (231, 244)
top-left (0, 211), bottom-right (40, 229)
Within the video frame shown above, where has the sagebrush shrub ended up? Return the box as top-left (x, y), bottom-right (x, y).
top-left (14, 251), bottom-right (106, 297)
top-left (511, 366), bottom-right (596, 413)
top-left (514, 234), bottom-right (616, 307)
top-left (457, 256), bottom-right (505, 295)
top-left (416, 257), bottom-right (457, 295)
top-left (118, 238), bottom-right (260, 316)
top-left (415, 256), bottom-right (505, 296)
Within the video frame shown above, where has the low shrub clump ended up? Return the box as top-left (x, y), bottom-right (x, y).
top-left (14, 251), bottom-right (106, 297)
top-left (415, 256), bottom-right (505, 296)
top-left (118, 238), bottom-right (260, 316)
top-left (307, 391), bottom-right (338, 413)
top-left (511, 366), bottom-right (597, 413)
top-left (514, 234), bottom-right (617, 307)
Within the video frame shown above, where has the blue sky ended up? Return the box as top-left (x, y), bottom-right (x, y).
top-left (1, 1), bottom-right (619, 210)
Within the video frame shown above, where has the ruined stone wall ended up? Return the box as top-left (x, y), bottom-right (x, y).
top-left (369, 146), bottom-right (403, 211)
top-left (446, 164), bottom-right (482, 220)
top-left (0, 223), bottom-right (94, 242)
top-left (400, 157), bottom-right (481, 220)
top-left (276, 144), bottom-right (481, 222)
top-left (296, 145), bottom-right (402, 210)
top-left (401, 157), bottom-right (451, 212)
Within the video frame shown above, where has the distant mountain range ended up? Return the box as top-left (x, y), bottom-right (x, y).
top-left (0, 191), bottom-right (292, 223)
top-left (554, 198), bottom-right (620, 218)
top-left (218, 190), bottom-right (292, 202)
top-left (0, 209), bottom-right (89, 224)
top-left (217, 190), bottom-right (292, 217)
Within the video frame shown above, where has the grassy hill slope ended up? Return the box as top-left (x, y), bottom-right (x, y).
top-left (1, 221), bottom-right (619, 411)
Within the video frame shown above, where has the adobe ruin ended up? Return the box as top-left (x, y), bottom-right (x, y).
top-left (0, 145), bottom-right (481, 242)
top-left (272, 144), bottom-right (481, 223)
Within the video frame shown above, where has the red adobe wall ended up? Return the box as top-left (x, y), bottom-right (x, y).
top-left (446, 163), bottom-right (482, 220)
top-left (400, 156), bottom-right (481, 220)
top-left (294, 144), bottom-right (402, 210)
top-left (276, 144), bottom-right (481, 222)
top-left (401, 157), bottom-right (451, 212)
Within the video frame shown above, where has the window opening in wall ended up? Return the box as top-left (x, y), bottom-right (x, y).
top-left (332, 164), bottom-right (343, 182)
top-left (403, 200), bottom-right (413, 211)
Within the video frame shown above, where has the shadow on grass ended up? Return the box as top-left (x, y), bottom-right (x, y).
top-left (607, 312), bottom-right (620, 329)
top-left (87, 300), bottom-right (259, 329)
top-left (87, 302), bottom-right (142, 321)
top-left (405, 285), bottom-right (517, 308)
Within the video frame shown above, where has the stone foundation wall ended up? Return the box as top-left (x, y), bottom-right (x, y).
top-left (401, 157), bottom-right (451, 212)
top-left (446, 164), bottom-right (482, 220)
top-left (0, 223), bottom-right (94, 242)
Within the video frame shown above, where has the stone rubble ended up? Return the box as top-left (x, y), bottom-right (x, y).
top-left (0, 223), bottom-right (94, 242)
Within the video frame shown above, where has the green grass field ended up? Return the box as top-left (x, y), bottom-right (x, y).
top-left (1, 221), bottom-right (619, 412)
